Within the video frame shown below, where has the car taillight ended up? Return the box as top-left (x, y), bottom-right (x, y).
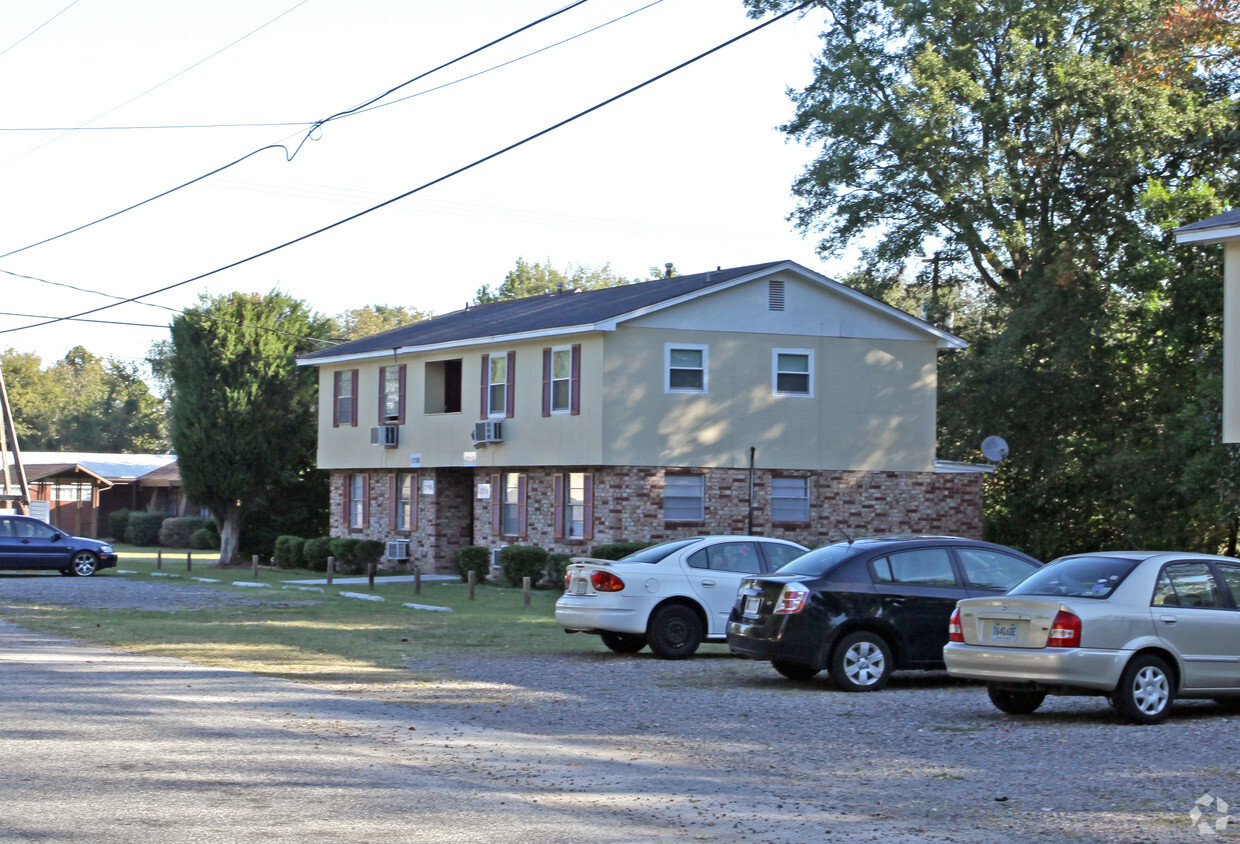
top-left (948, 607), bottom-right (963, 643)
top-left (564, 570), bottom-right (573, 591)
top-left (590, 570), bottom-right (625, 593)
top-left (1047, 610), bottom-right (1081, 647)
top-left (773, 583), bottom-right (810, 614)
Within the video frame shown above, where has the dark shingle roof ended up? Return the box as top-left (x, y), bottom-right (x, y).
top-left (1175, 209), bottom-right (1240, 233)
top-left (299, 261), bottom-right (789, 362)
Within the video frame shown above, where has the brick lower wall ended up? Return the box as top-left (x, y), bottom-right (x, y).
top-left (328, 465), bottom-right (984, 573)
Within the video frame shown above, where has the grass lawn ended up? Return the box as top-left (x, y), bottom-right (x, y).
top-left (3, 545), bottom-right (619, 693)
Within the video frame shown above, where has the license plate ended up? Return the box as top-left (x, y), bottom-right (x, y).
top-left (744, 596), bottom-right (762, 617)
top-left (574, 580), bottom-right (586, 595)
top-left (989, 621), bottom-right (1018, 643)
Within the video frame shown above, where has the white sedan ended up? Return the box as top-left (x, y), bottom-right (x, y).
top-left (556, 536), bottom-right (808, 659)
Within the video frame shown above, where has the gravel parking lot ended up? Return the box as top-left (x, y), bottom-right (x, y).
top-left (2, 573), bottom-right (1235, 842)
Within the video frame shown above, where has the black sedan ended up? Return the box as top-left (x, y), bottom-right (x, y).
top-left (727, 536), bottom-right (1041, 691)
top-left (0, 514), bottom-right (118, 576)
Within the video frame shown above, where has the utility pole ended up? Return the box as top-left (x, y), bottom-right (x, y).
top-left (0, 363), bottom-right (29, 514)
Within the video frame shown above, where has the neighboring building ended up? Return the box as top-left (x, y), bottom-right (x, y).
top-left (297, 260), bottom-right (985, 573)
top-left (1175, 210), bottom-right (1240, 443)
top-left (3, 453), bottom-right (183, 538)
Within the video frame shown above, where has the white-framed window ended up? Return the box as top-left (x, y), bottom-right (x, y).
top-left (551, 347), bottom-right (573, 413)
top-left (771, 476), bottom-right (810, 523)
top-left (348, 473), bottom-right (367, 529)
top-left (501, 472), bottom-right (522, 536)
top-left (381, 365), bottom-right (405, 423)
top-left (773, 348), bottom-right (814, 397)
top-left (395, 473), bottom-right (415, 531)
top-left (565, 472), bottom-right (586, 538)
top-left (488, 354), bottom-right (508, 417)
top-left (664, 473), bottom-right (705, 521)
top-left (334, 369), bottom-right (357, 426)
top-left (665, 344), bottom-right (708, 393)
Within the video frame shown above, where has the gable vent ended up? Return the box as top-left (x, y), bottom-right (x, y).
top-left (768, 279), bottom-right (786, 311)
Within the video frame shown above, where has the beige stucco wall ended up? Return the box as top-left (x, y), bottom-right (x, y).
top-left (600, 326), bottom-right (937, 471)
top-left (1226, 241), bottom-right (1240, 443)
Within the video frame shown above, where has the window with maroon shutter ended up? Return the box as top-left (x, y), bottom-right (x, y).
top-left (379, 364), bottom-right (406, 424)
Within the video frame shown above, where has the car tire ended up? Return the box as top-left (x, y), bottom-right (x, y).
top-left (829, 631), bottom-right (893, 692)
top-left (600, 632), bottom-right (647, 654)
top-left (646, 605), bottom-right (703, 660)
top-left (1114, 654), bottom-right (1175, 724)
top-left (772, 660), bottom-right (820, 681)
top-left (70, 551), bottom-right (99, 577)
top-left (986, 685), bottom-right (1046, 715)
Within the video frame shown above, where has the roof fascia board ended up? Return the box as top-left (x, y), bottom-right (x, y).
top-left (1175, 225), bottom-right (1240, 245)
top-left (297, 324), bottom-right (604, 367)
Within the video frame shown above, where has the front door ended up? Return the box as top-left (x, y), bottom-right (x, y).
top-left (1150, 561), bottom-right (1240, 689)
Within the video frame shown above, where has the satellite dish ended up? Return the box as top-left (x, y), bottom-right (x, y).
top-left (981, 436), bottom-right (1010, 463)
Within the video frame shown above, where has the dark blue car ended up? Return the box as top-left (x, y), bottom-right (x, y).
top-left (0, 514), bottom-right (118, 576)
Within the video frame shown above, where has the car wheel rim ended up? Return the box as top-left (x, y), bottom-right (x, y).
top-left (73, 554), bottom-right (96, 575)
top-left (1133, 666), bottom-right (1169, 715)
top-left (844, 642), bottom-right (884, 686)
top-left (662, 618), bottom-right (689, 648)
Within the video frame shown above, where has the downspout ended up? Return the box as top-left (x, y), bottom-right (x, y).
top-left (747, 446), bottom-right (755, 535)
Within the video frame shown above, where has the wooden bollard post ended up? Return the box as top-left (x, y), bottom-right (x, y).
top-left (368, 559), bottom-right (376, 591)
top-left (467, 569), bottom-right (476, 600)
top-left (156, 550), bottom-right (162, 571)
top-left (252, 554), bottom-right (259, 578)
top-left (326, 557), bottom-right (334, 586)
top-left (186, 552), bottom-right (192, 572)
top-left (414, 565), bottom-right (422, 595)
top-left (523, 576), bottom-right (531, 609)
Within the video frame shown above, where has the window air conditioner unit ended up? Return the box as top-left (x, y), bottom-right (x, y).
top-left (490, 547), bottom-right (504, 571)
top-left (472, 420), bottom-right (504, 445)
top-left (386, 540), bottom-right (410, 561)
top-left (370, 425), bottom-right (398, 447)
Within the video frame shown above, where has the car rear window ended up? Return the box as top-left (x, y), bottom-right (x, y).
top-left (619, 539), bottom-right (701, 564)
top-left (776, 543), bottom-right (856, 577)
top-left (1006, 555), bottom-right (1140, 599)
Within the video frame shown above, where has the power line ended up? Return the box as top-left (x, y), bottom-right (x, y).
top-left (0, 1), bottom-right (813, 338)
top-left (0, 0), bottom-right (603, 263)
top-left (0, 0), bottom-right (82, 61)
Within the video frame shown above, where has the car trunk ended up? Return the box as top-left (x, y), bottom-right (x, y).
top-left (957, 598), bottom-right (1065, 648)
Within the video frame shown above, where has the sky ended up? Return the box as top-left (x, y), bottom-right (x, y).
top-left (0, 0), bottom-right (841, 368)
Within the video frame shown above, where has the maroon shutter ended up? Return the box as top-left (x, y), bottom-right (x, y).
top-left (583, 473), bottom-right (594, 540)
top-left (490, 474), bottom-right (501, 535)
top-left (410, 473), bottom-right (418, 530)
top-left (332, 371), bottom-right (342, 427)
top-left (517, 474), bottom-right (527, 537)
top-left (553, 473), bottom-right (564, 539)
top-left (505, 350), bottom-right (516, 419)
top-left (388, 475), bottom-right (397, 527)
top-left (361, 474), bottom-right (370, 528)
top-left (397, 364), bottom-right (407, 424)
top-left (570, 344), bottom-right (581, 415)
top-left (348, 369), bottom-right (359, 426)
top-left (542, 348), bottom-right (552, 417)
top-left (480, 354), bottom-right (490, 418)
top-left (341, 474), bottom-right (350, 526)
top-left (378, 366), bottom-right (388, 424)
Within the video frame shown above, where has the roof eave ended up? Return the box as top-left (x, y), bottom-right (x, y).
top-left (1175, 224), bottom-right (1240, 245)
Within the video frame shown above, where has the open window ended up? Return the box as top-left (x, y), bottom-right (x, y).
top-left (424, 359), bottom-right (462, 414)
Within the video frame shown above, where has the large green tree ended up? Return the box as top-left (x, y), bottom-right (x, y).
top-left (473, 258), bottom-right (633, 304)
top-left (168, 291), bottom-right (332, 565)
top-left (1, 346), bottom-right (167, 452)
top-left (747, 0), bottom-right (1240, 556)
top-left (333, 304), bottom-right (431, 340)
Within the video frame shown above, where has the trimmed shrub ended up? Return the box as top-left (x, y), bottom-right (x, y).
top-left (159, 517), bottom-right (207, 548)
top-left (355, 539), bottom-right (385, 572)
top-left (328, 538), bottom-right (362, 575)
top-left (450, 545), bottom-right (491, 583)
top-left (273, 535), bottom-right (306, 569)
top-left (546, 553), bottom-right (572, 589)
top-left (588, 541), bottom-right (654, 561)
top-left (499, 545), bottom-right (549, 588)
top-left (303, 537), bottom-right (332, 572)
top-left (188, 528), bottom-right (219, 550)
top-left (108, 509), bottom-right (132, 543)
top-left (126, 511), bottom-right (172, 547)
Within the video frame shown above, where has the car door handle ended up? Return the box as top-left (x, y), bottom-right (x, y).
top-left (1159, 615), bottom-right (1178, 625)
top-left (700, 580), bottom-right (716, 588)
top-left (885, 597), bottom-right (908, 606)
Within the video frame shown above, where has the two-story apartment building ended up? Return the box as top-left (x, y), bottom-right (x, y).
top-left (297, 260), bottom-right (984, 572)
